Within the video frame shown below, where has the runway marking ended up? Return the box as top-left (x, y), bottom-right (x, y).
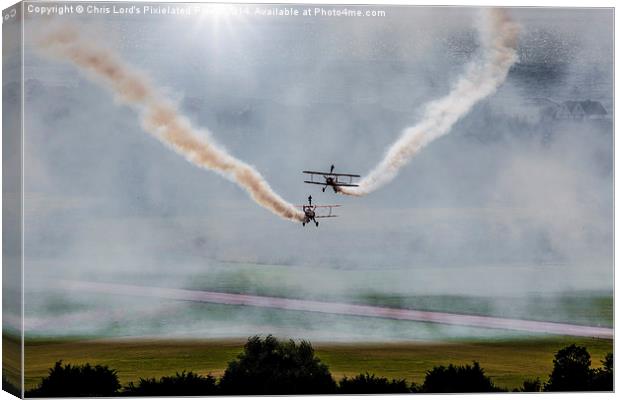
top-left (55, 280), bottom-right (613, 339)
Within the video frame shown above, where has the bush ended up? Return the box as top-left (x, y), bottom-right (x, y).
top-left (25, 360), bottom-right (120, 397)
top-left (338, 372), bottom-right (411, 394)
top-left (421, 361), bottom-right (500, 393)
top-left (218, 335), bottom-right (337, 394)
top-left (123, 371), bottom-right (218, 396)
top-left (544, 344), bottom-right (593, 391)
top-left (591, 352), bottom-right (613, 391)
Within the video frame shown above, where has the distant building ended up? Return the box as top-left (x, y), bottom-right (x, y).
top-left (532, 98), bottom-right (608, 121)
top-left (569, 100), bottom-right (608, 119)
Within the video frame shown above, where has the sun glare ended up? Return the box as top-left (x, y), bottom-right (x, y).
top-left (193, 3), bottom-right (250, 36)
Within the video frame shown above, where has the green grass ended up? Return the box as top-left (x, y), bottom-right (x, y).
top-left (24, 336), bottom-right (612, 391)
top-left (316, 337), bottom-right (613, 389)
top-left (355, 292), bottom-right (613, 327)
top-left (24, 338), bottom-right (241, 391)
top-left (110, 262), bottom-right (613, 327)
top-left (21, 263), bottom-right (614, 391)
top-left (3, 334), bottom-right (22, 394)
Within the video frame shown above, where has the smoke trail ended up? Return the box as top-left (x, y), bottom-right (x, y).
top-left (340, 9), bottom-right (519, 196)
top-left (37, 26), bottom-right (305, 222)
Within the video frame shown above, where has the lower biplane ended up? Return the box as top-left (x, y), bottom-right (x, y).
top-left (302, 164), bottom-right (360, 193)
top-left (298, 195), bottom-right (340, 227)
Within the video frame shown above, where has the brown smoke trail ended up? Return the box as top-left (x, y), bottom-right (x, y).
top-left (340, 9), bottom-right (519, 196)
top-left (38, 26), bottom-right (304, 222)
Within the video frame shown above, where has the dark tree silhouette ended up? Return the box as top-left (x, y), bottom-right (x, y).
top-left (591, 352), bottom-right (613, 391)
top-left (421, 361), bottom-right (500, 393)
top-left (338, 372), bottom-right (410, 393)
top-left (218, 335), bottom-right (337, 395)
top-left (2, 375), bottom-right (20, 398)
top-left (123, 371), bottom-right (218, 396)
top-left (25, 360), bottom-right (120, 397)
top-left (545, 344), bottom-right (593, 391)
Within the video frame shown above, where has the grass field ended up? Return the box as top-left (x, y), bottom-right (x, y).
top-left (3, 335), bottom-right (22, 395)
top-left (19, 264), bottom-right (614, 392)
top-left (22, 336), bottom-right (612, 391)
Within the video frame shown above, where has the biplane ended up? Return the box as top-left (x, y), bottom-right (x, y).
top-left (297, 195), bottom-right (340, 227)
top-left (302, 164), bottom-right (361, 193)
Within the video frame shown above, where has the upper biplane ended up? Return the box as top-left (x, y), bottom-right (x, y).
top-left (297, 195), bottom-right (340, 227)
top-left (302, 164), bottom-right (360, 193)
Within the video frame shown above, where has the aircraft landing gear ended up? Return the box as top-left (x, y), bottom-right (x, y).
top-left (302, 222), bottom-right (306, 226)
top-left (315, 221), bottom-right (319, 227)
top-left (322, 187), bottom-right (326, 192)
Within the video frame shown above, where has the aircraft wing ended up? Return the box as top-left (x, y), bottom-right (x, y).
top-left (329, 173), bottom-right (361, 178)
top-left (304, 181), bottom-right (358, 187)
top-left (314, 205), bottom-right (341, 218)
top-left (294, 205), bottom-right (341, 208)
top-left (303, 170), bottom-right (361, 178)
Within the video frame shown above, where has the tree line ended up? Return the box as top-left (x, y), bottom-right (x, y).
top-left (25, 335), bottom-right (613, 396)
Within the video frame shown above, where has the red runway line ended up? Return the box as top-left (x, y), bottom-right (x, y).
top-left (55, 280), bottom-right (613, 339)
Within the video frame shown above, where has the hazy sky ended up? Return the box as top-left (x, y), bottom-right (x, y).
top-left (9, 5), bottom-right (613, 338)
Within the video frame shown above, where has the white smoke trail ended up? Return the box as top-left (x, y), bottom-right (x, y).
top-left (37, 26), bottom-right (305, 222)
top-left (340, 9), bottom-right (519, 196)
